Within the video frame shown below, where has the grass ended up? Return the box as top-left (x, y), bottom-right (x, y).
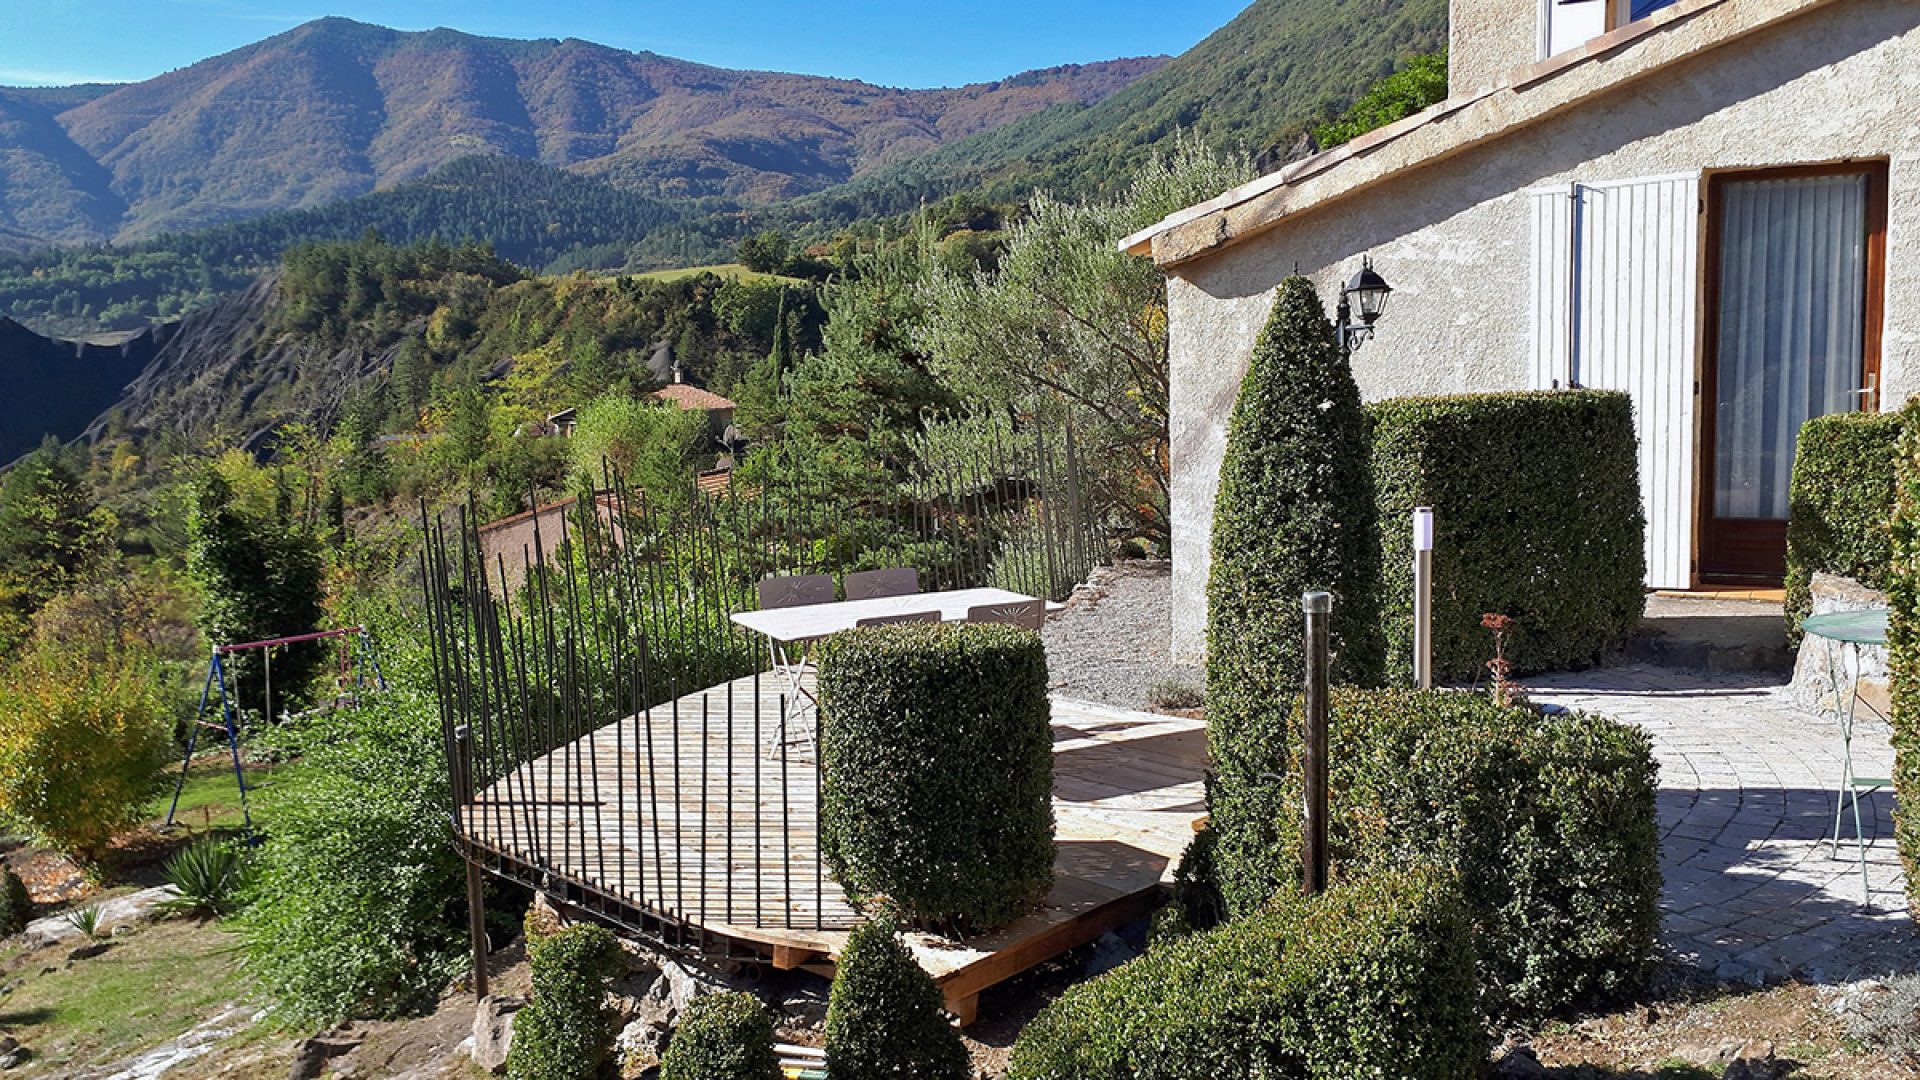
top-left (0, 920), bottom-right (253, 1075)
top-left (625, 262), bottom-right (805, 285)
top-left (143, 757), bottom-right (311, 834)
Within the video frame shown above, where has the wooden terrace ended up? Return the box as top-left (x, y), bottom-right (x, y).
top-left (460, 672), bottom-right (1207, 1022)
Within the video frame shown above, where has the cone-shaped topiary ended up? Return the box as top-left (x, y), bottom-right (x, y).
top-left (1205, 274), bottom-right (1383, 917)
top-left (825, 921), bottom-right (969, 1080)
top-left (505, 922), bottom-right (626, 1080)
top-left (659, 991), bottom-right (782, 1080)
top-left (0, 866), bottom-right (29, 936)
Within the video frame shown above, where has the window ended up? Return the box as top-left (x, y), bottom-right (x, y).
top-left (1542, 0), bottom-right (1685, 60)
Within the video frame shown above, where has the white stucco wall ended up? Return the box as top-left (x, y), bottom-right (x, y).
top-left (1167, 0), bottom-right (1920, 662)
top-left (1450, 0), bottom-right (1539, 96)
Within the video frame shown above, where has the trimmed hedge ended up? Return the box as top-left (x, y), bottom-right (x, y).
top-left (825, 921), bottom-right (969, 1080)
top-left (659, 992), bottom-right (781, 1080)
top-left (1787, 411), bottom-right (1903, 642)
top-left (1886, 398), bottom-right (1920, 914)
top-left (506, 922), bottom-right (626, 1080)
top-left (1221, 689), bottom-right (1660, 1018)
top-left (0, 866), bottom-right (27, 936)
top-left (816, 622), bottom-right (1054, 931)
top-left (1205, 276), bottom-right (1383, 924)
top-left (1370, 390), bottom-right (1645, 682)
top-left (1006, 867), bottom-right (1483, 1080)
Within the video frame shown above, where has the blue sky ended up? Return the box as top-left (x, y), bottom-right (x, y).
top-left (0, 1), bottom-right (1248, 89)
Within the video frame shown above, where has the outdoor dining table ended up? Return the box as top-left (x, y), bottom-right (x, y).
top-left (729, 586), bottom-right (1057, 749)
top-left (1801, 606), bottom-right (1889, 910)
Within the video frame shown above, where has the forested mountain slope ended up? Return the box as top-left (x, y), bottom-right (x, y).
top-left (0, 17), bottom-right (1162, 245)
top-left (790, 0), bottom-right (1449, 221)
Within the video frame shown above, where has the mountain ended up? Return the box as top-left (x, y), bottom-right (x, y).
top-left (788, 0), bottom-right (1449, 221)
top-left (0, 17), bottom-right (1163, 245)
top-left (0, 317), bottom-right (167, 462)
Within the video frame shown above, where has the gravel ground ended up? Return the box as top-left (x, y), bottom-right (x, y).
top-left (1041, 560), bottom-right (1199, 711)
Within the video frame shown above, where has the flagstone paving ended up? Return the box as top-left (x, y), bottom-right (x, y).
top-left (1527, 664), bottom-right (1918, 985)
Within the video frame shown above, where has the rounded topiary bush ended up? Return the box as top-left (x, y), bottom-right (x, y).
top-left (0, 866), bottom-right (29, 936)
top-left (505, 922), bottom-right (626, 1080)
top-left (826, 921), bottom-right (969, 1080)
top-left (659, 991), bottom-right (781, 1080)
top-left (816, 622), bottom-right (1054, 930)
top-left (1007, 867), bottom-right (1483, 1080)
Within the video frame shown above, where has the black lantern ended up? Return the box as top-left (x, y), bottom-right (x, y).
top-left (1336, 256), bottom-right (1392, 353)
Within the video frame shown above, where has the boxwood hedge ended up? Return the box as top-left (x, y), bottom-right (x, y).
top-left (1224, 689), bottom-right (1660, 1018)
top-left (816, 622), bottom-right (1054, 931)
top-left (1370, 390), bottom-right (1645, 683)
top-left (659, 992), bottom-right (781, 1080)
top-left (505, 923), bottom-right (626, 1080)
top-left (1885, 399), bottom-right (1920, 914)
top-left (1006, 867), bottom-right (1483, 1080)
top-left (825, 920), bottom-right (969, 1080)
top-left (1787, 411), bottom-right (1903, 642)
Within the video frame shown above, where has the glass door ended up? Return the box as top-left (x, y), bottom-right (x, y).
top-left (1700, 164), bottom-right (1886, 582)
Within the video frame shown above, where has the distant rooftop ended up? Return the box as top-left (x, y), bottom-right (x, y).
top-left (652, 383), bottom-right (737, 411)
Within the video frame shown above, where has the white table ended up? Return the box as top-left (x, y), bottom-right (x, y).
top-left (730, 587), bottom-right (1055, 750)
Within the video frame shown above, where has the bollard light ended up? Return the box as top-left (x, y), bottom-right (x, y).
top-left (1413, 507), bottom-right (1435, 553)
top-left (1412, 508), bottom-right (1434, 690)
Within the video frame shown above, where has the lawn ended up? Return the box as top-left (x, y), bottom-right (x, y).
top-left (626, 262), bottom-right (805, 286)
top-left (144, 756), bottom-right (312, 834)
top-left (0, 919), bottom-right (263, 1076)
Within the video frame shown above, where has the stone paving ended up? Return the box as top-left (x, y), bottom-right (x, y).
top-left (1528, 664), bottom-right (1919, 985)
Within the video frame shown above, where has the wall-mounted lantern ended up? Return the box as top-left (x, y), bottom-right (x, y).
top-left (1336, 256), bottom-right (1393, 354)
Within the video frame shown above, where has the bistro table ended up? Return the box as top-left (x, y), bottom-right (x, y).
top-left (1801, 607), bottom-right (1890, 910)
top-left (730, 587), bottom-right (1054, 750)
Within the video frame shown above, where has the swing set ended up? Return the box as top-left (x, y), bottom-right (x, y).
top-left (164, 626), bottom-right (387, 831)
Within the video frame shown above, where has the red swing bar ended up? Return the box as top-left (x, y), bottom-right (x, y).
top-left (213, 625), bottom-right (368, 654)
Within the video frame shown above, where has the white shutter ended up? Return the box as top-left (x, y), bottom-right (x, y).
top-left (1530, 173), bottom-right (1701, 589)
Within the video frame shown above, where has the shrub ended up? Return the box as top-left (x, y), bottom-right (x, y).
top-left (1006, 867), bottom-right (1483, 1080)
top-left (1247, 689), bottom-right (1661, 1018)
top-left (507, 922), bottom-right (627, 1080)
top-left (659, 991), bottom-right (781, 1080)
top-left (1370, 390), bottom-right (1645, 683)
top-left (0, 867), bottom-right (30, 936)
top-left (158, 839), bottom-right (250, 920)
top-left (1205, 276), bottom-right (1383, 925)
top-left (240, 635), bottom-right (468, 1026)
top-left (1886, 398), bottom-right (1920, 913)
top-left (825, 921), bottom-right (969, 1080)
top-left (1787, 410), bottom-right (1903, 642)
top-left (0, 648), bottom-right (173, 862)
top-left (816, 623), bottom-right (1054, 930)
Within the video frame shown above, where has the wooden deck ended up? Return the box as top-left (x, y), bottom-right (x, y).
top-left (461, 672), bottom-right (1206, 1021)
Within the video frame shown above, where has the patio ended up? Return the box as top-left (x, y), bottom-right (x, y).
top-left (1528, 665), bottom-right (1917, 985)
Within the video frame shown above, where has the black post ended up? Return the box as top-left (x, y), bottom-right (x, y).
top-left (454, 724), bottom-right (490, 999)
top-left (1301, 591), bottom-right (1331, 895)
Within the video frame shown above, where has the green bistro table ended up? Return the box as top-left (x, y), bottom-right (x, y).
top-left (1800, 607), bottom-right (1890, 910)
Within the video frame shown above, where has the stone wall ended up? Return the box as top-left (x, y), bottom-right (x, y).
top-left (1450, 0), bottom-right (1539, 95)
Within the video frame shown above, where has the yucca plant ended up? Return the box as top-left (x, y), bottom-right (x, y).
top-left (158, 839), bottom-right (249, 920)
top-left (62, 903), bottom-right (103, 940)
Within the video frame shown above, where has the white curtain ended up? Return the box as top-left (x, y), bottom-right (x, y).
top-left (1713, 173), bottom-right (1869, 521)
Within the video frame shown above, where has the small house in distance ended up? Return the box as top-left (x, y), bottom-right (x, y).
top-left (650, 381), bottom-right (737, 442)
top-left (1125, 0), bottom-right (1918, 662)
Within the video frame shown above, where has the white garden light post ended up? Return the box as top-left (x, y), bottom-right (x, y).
top-left (1413, 507), bottom-right (1435, 690)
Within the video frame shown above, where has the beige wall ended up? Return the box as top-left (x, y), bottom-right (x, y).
top-left (1451, 0), bottom-right (1539, 95)
top-left (1166, 0), bottom-right (1920, 661)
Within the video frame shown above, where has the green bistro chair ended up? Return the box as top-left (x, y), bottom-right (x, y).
top-left (1802, 607), bottom-right (1890, 910)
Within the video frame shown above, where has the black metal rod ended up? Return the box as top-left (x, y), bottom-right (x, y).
top-left (1302, 590), bottom-right (1332, 895)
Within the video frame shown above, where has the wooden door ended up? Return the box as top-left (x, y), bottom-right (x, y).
top-left (1699, 163), bottom-right (1887, 583)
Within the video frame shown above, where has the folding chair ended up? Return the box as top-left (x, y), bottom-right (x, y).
top-left (965, 599), bottom-right (1045, 630)
top-left (844, 567), bottom-right (920, 601)
top-left (855, 610), bottom-right (941, 627)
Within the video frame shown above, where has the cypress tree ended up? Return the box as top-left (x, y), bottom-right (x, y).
top-left (1204, 274), bottom-right (1383, 916)
top-left (824, 921), bottom-right (969, 1080)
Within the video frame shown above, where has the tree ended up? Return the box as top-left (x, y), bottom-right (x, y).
top-left (569, 393), bottom-right (708, 495)
top-left (1314, 52), bottom-right (1449, 149)
top-left (1204, 275), bottom-right (1384, 915)
top-left (735, 230), bottom-right (793, 274)
top-left (825, 921), bottom-right (970, 1080)
top-left (185, 469), bottom-right (328, 717)
top-left (0, 440), bottom-right (114, 650)
top-left (917, 138), bottom-right (1252, 545)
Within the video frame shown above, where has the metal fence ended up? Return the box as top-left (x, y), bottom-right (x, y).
top-left (422, 407), bottom-right (1110, 955)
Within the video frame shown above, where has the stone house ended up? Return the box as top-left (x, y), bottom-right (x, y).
top-left (1124, 0), bottom-right (1918, 662)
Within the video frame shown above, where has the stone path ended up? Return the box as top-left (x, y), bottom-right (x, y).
top-left (1528, 665), bottom-right (1918, 985)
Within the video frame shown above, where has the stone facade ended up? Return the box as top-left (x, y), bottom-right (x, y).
top-left (1449, 0), bottom-right (1539, 95)
top-left (1153, 0), bottom-right (1920, 661)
